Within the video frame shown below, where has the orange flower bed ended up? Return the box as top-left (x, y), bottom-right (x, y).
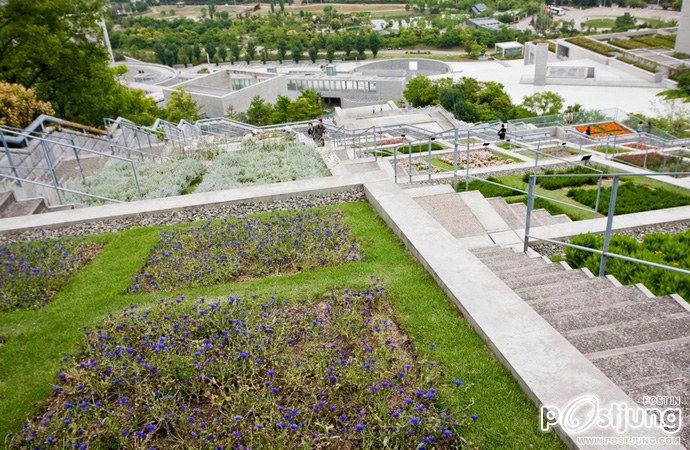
top-left (576, 122), bottom-right (632, 138)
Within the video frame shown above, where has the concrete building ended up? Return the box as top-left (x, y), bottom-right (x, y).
top-left (495, 41), bottom-right (524, 58)
top-left (157, 59), bottom-right (452, 117)
top-left (677, 0), bottom-right (690, 54)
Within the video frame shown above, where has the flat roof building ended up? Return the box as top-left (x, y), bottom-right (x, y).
top-left (467, 17), bottom-right (503, 31)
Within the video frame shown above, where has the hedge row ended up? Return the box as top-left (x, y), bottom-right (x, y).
top-left (568, 183), bottom-right (690, 215)
top-left (521, 166), bottom-right (603, 190)
top-left (566, 37), bottom-right (619, 57)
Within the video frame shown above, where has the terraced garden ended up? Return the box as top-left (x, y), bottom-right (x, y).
top-left (457, 167), bottom-right (690, 221)
top-left (0, 202), bottom-right (562, 449)
top-left (69, 135), bottom-right (329, 205)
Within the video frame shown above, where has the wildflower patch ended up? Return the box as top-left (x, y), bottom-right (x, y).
top-left (131, 209), bottom-right (361, 292)
top-left (16, 284), bottom-right (474, 448)
top-left (0, 240), bottom-right (101, 312)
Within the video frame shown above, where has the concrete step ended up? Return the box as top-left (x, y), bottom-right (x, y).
top-left (492, 261), bottom-right (563, 278)
top-left (514, 276), bottom-right (613, 301)
top-left (414, 193), bottom-right (486, 238)
top-left (45, 204), bottom-right (74, 213)
top-left (487, 197), bottom-right (523, 229)
top-left (504, 268), bottom-right (588, 289)
top-left (543, 296), bottom-right (689, 333)
top-left (457, 190), bottom-right (510, 233)
top-left (588, 337), bottom-right (690, 386)
top-left (0, 197), bottom-right (46, 218)
top-left (0, 191), bottom-right (15, 213)
top-left (529, 285), bottom-right (646, 315)
top-left (472, 248), bottom-right (543, 267)
top-left (550, 214), bottom-right (572, 224)
top-left (405, 184), bottom-right (455, 198)
top-left (531, 208), bottom-right (557, 225)
top-left (508, 202), bottom-right (533, 225)
top-left (565, 315), bottom-right (690, 354)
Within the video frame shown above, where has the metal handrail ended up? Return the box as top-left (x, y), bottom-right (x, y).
top-left (523, 171), bottom-right (690, 278)
top-left (0, 174), bottom-right (122, 204)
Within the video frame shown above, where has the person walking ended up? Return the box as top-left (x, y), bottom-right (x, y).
top-left (307, 122), bottom-right (315, 142)
top-left (497, 124), bottom-right (507, 140)
top-left (585, 126), bottom-right (592, 136)
top-left (314, 118), bottom-right (326, 147)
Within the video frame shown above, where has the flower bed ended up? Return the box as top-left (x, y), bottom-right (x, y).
top-left (575, 122), bottom-right (632, 138)
top-left (522, 166), bottom-right (603, 190)
top-left (196, 136), bottom-right (329, 192)
top-left (0, 240), bottom-right (100, 312)
top-left (70, 157), bottom-right (207, 205)
top-left (131, 209), bottom-right (360, 292)
top-left (565, 37), bottom-right (618, 57)
top-left (353, 138), bottom-right (404, 149)
top-left (621, 142), bottom-right (654, 151)
top-left (15, 284), bottom-right (472, 448)
top-left (435, 150), bottom-right (516, 169)
top-left (615, 152), bottom-right (690, 172)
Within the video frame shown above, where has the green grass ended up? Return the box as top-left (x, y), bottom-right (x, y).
top-left (375, 142), bottom-right (444, 157)
top-left (0, 202), bottom-right (563, 448)
top-left (568, 182), bottom-right (690, 215)
top-left (583, 18), bottom-right (615, 29)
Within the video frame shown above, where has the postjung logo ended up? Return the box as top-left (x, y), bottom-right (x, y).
top-left (540, 394), bottom-right (682, 435)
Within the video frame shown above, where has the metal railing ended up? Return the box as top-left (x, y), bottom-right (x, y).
top-left (522, 171), bottom-right (690, 278)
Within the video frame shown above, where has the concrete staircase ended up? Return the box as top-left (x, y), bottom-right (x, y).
top-left (0, 191), bottom-right (73, 219)
top-left (471, 245), bottom-right (690, 445)
top-left (405, 185), bottom-right (571, 240)
top-left (486, 196), bottom-right (571, 228)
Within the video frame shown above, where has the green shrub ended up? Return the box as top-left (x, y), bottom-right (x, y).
top-left (521, 166), bottom-right (603, 190)
top-left (566, 231), bottom-right (690, 299)
top-left (609, 38), bottom-right (647, 50)
top-left (506, 196), bottom-right (570, 218)
top-left (568, 183), bottom-right (690, 215)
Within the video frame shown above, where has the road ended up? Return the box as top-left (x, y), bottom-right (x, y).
top-left (515, 5), bottom-right (680, 30)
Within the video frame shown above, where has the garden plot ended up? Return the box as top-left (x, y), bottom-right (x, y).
top-left (16, 285), bottom-right (473, 448)
top-left (0, 239), bottom-right (100, 312)
top-left (614, 151), bottom-right (690, 173)
top-left (196, 135), bottom-right (329, 192)
top-left (131, 209), bottom-right (361, 292)
top-left (396, 149), bottom-right (519, 176)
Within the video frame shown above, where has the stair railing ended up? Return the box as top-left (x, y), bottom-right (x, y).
top-left (522, 171), bottom-right (690, 278)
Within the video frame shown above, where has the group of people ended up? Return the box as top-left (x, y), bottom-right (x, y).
top-left (307, 119), bottom-right (326, 147)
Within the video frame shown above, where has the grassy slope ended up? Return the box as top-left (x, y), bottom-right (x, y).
top-left (0, 202), bottom-right (562, 448)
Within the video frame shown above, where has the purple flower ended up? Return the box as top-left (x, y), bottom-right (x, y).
top-left (471, 414), bottom-right (479, 422)
top-left (339, 414), bottom-right (348, 422)
top-left (453, 379), bottom-right (463, 388)
top-left (233, 415), bottom-right (243, 421)
top-left (238, 351), bottom-right (249, 360)
top-left (425, 388), bottom-right (436, 400)
top-left (410, 416), bottom-right (422, 427)
top-left (64, 402), bottom-right (73, 410)
top-left (442, 428), bottom-right (453, 438)
top-left (354, 423), bottom-right (366, 432)
top-left (267, 369), bottom-right (275, 377)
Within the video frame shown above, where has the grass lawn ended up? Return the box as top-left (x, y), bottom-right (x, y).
top-left (375, 142), bottom-right (445, 157)
top-left (583, 18), bottom-right (615, 29)
top-left (0, 202), bottom-right (563, 448)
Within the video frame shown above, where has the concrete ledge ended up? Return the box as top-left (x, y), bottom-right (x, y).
top-left (527, 205), bottom-right (690, 241)
top-left (364, 179), bottom-right (681, 449)
top-left (0, 171), bottom-right (388, 234)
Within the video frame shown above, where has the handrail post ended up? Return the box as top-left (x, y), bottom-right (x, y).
top-left (523, 175), bottom-right (536, 253)
top-left (408, 140), bottom-right (412, 184)
top-left (1, 130), bottom-right (20, 184)
top-left (40, 139), bottom-right (63, 204)
top-left (594, 175), bottom-right (603, 213)
top-left (373, 127), bottom-right (378, 161)
top-left (70, 136), bottom-right (86, 183)
top-left (599, 176), bottom-right (619, 277)
top-left (465, 130), bottom-right (470, 191)
top-left (452, 128), bottom-right (459, 190)
top-left (131, 160), bottom-right (143, 200)
top-left (427, 137), bottom-right (433, 182)
top-left (534, 139), bottom-right (541, 171)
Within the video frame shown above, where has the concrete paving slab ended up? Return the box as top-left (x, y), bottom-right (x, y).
top-left (458, 190), bottom-right (511, 233)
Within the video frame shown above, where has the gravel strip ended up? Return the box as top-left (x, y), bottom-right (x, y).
top-left (0, 188), bottom-right (366, 243)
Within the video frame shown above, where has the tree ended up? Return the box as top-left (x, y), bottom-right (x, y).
top-left (369, 32), bottom-right (381, 58)
top-left (0, 0), bottom-right (143, 125)
top-left (326, 44), bottom-right (336, 63)
top-left (230, 42), bottom-right (241, 64)
top-left (246, 40), bottom-right (257, 61)
top-left (260, 47), bottom-right (269, 64)
top-left (308, 45), bottom-right (319, 63)
top-left (208, 0), bottom-right (216, 20)
top-left (217, 45), bottom-right (227, 62)
top-left (355, 34), bottom-right (368, 58)
top-left (245, 96), bottom-right (273, 126)
top-left (276, 39), bottom-right (288, 63)
top-left (614, 13), bottom-right (636, 31)
top-left (403, 76), bottom-right (439, 107)
top-left (164, 88), bottom-right (200, 123)
top-left (278, 0), bottom-right (285, 12)
top-left (521, 91), bottom-right (565, 116)
top-left (184, 45), bottom-right (195, 65)
top-left (659, 69), bottom-right (690, 102)
top-left (0, 82), bottom-right (54, 128)
top-left (204, 42), bottom-right (217, 62)
top-left (342, 34), bottom-right (354, 57)
top-left (291, 44), bottom-right (303, 63)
